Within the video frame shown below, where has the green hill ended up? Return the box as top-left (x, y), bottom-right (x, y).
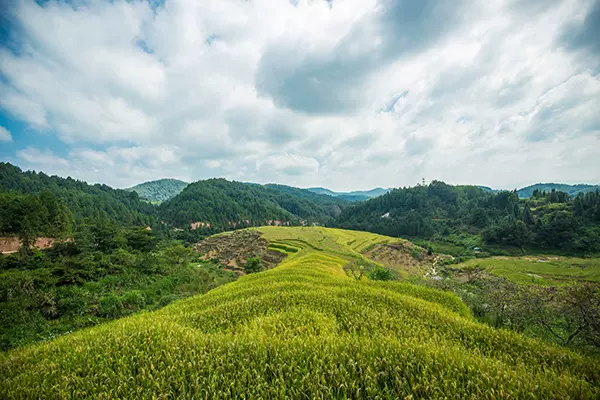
top-left (159, 179), bottom-right (346, 229)
top-left (336, 180), bottom-right (600, 253)
top-left (517, 183), bottom-right (600, 198)
top-left (1, 227), bottom-right (597, 398)
top-left (126, 178), bottom-right (189, 203)
top-left (0, 163), bottom-right (155, 226)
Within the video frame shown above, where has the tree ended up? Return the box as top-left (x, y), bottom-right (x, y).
top-left (522, 205), bottom-right (534, 226)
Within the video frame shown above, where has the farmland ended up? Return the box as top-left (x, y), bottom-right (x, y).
top-left (454, 255), bottom-right (600, 285)
top-left (2, 227), bottom-right (598, 399)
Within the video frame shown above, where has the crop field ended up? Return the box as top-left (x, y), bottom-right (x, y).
top-left (2, 227), bottom-right (599, 398)
top-left (253, 226), bottom-right (404, 258)
top-left (455, 256), bottom-right (600, 285)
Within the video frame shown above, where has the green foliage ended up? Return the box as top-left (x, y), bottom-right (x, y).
top-left (0, 224), bottom-right (236, 351)
top-left (519, 183), bottom-right (600, 198)
top-left (159, 178), bottom-right (347, 230)
top-left (126, 178), bottom-right (189, 203)
top-left (244, 256), bottom-right (264, 274)
top-left (1, 239), bottom-right (598, 398)
top-left (337, 181), bottom-right (600, 253)
top-left (0, 162), bottom-right (155, 227)
top-left (367, 265), bottom-right (395, 281)
top-left (0, 191), bottom-right (72, 240)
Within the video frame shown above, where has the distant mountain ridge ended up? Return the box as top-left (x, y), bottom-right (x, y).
top-left (126, 178), bottom-right (188, 202)
top-left (307, 187), bottom-right (391, 201)
top-left (516, 183), bottom-right (600, 198)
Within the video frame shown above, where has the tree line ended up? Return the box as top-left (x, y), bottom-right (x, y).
top-left (337, 181), bottom-right (600, 253)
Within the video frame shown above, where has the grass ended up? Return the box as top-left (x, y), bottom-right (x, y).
top-left (455, 256), bottom-right (600, 285)
top-left (1, 227), bottom-right (598, 398)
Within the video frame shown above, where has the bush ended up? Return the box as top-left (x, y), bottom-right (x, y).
top-left (98, 294), bottom-right (124, 318)
top-left (368, 266), bottom-right (395, 281)
top-left (244, 257), bottom-right (264, 274)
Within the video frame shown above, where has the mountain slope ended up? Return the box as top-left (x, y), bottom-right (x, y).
top-left (126, 178), bottom-right (188, 202)
top-left (335, 181), bottom-right (600, 252)
top-left (0, 162), bottom-right (154, 226)
top-left (2, 227), bottom-right (597, 398)
top-left (517, 183), bottom-right (600, 198)
top-left (159, 179), bottom-right (345, 229)
top-left (307, 187), bottom-right (391, 201)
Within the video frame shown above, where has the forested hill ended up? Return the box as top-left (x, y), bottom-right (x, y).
top-left (0, 162), bottom-right (155, 226)
top-left (336, 181), bottom-right (600, 253)
top-left (126, 178), bottom-right (188, 203)
top-left (159, 179), bottom-right (346, 230)
top-left (517, 183), bottom-right (600, 198)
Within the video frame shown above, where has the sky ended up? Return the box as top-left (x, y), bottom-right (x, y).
top-left (0, 0), bottom-right (599, 191)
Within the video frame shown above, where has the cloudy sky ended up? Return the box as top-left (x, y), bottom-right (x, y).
top-left (0, 0), bottom-right (598, 191)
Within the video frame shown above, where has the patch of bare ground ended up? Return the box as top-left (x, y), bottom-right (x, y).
top-left (194, 230), bottom-right (286, 276)
top-left (0, 236), bottom-right (65, 254)
top-left (362, 242), bottom-right (452, 277)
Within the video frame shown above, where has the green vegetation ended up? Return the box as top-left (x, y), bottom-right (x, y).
top-left (0, 222), bottom-right (236, 351)
top-left (455, 256), bottom-right (600, 285)
top-left (2, 163), bottom-right (599, 397)
top-left (2, 226), bottom-right (598, 398)
top-left (244, 256), bottom-right (264, 273)
top-left (367, 265), bottom-right (395, 281)
top-left (518, 183), bottom-right (600, 198)
top-left (0, 191), bottom-right (72, 241)
top-left (159, 178), bottom-right (347, 230)
top-left (0, 162), bottom-right (155, 226)
top-left (337, 180), bottom-right (600, 254)
top-left (126, 178), bottom-right (189, 203)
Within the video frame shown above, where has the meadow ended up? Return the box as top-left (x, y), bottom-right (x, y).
top-left (1, 227), bottom-right (598, 398)
top-left (455, 255), bottom-right (600, 285)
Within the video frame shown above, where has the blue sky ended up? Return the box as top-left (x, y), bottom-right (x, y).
top-left (0, 0), bottom-right (599, 190)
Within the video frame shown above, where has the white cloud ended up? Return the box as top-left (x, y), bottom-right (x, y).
top-left (258, 154), bottom-right (320, 177)
top-left (0, 126), bottom-right (12, 142)
top-left (17, 147), bottom-right (69, 168)
top-left (1, 0), bottom-right (599, 190)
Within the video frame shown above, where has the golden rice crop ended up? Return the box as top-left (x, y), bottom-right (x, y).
top-left (1, 227), bottom-right (598, 399)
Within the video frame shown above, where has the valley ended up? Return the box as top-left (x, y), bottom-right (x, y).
top-left (2, 225), bottom-right (599, 398)
top-left (1, 162), bottom-right (599, 398)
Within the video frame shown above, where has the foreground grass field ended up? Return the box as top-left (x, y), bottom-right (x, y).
top-left (2, 227), bottom-right (599, 398)
top-left (455, 255), bottom-right (600, 284)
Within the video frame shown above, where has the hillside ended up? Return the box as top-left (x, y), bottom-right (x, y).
top-left (336, 180), bottom-right (600, 253)
top-left (0, 162), bottom-right (155, 226)
top-left (307, 187), bottom-right (391, 201)
top-left (126, 178), bottom-right (188, 203)
top-left (159, 179), bottom-right (345, 230)
top-left (2, 226), bottom-right (598, 398)
top-left (517, 183), bottom-right (600, 198)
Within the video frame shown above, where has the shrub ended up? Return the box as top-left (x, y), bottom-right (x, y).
top-left (98, 294), bottom-right (123, 318)
top-left (244, 257), bottom-right (264, 273)
top-left (368, 266), bottom-right (395, 281)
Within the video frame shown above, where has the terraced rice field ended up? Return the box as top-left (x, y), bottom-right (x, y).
top-left (1, 227), bottom-right (598, 398)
